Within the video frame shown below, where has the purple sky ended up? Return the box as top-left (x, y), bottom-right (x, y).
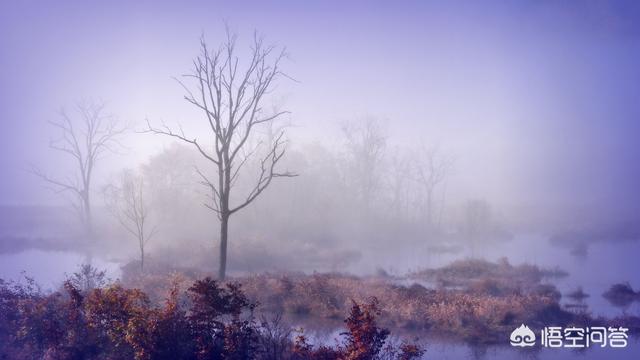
top-left (1, 0), bottom-right (639, 218)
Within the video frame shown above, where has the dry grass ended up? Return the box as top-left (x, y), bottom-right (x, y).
top-left (234, 272), bottom-right (575, 344)
top-left (119, 259), bottom-right (638, 345)
top-left (409, 257), bottom-right (566, 293)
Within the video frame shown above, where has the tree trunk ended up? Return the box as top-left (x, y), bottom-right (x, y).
top-left (140, 242), bottom-right (145, 272)
top-left (83, 194), bottom-right (93, 238)
top-left (218, 213), bottom-right (229, 279)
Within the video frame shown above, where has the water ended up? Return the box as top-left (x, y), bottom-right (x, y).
top-left (299, 326), bottom-right (640, 360)
top-left (1, 236), bottom-right (639, 359)
top-left (339, 233), bottom-right (640, 359)
top-left (422, 339), bottom-right (640, 360)
top-left (499, 235), bottom-right (640, 318)
top-left (349, 233), bottom-right (640, 318)
top-left (0, 249), bottom-right (121, 290)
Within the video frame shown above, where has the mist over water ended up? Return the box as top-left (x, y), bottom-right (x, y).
top-left (1, 1), bottom-right (640, 359)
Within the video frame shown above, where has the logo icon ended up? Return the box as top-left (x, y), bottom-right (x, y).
top-left (510, 324), bottom-right (536, 347)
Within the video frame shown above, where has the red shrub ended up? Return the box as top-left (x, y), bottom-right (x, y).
top-left (1, 275), bottom-right (424, 360)
top-left (342, 298), bottom-right (390, 360)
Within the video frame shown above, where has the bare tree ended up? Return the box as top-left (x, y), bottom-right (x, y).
top-left (413, 145), bottom-right (454, 228)
top-left (145, 30), bottom-right (295, 279)
top-left (32, 100), bottom-right (125, 236)
top-left (104, 170), bottom-right (156, 271)
top-left (341, 117), bottom-right (387, 214)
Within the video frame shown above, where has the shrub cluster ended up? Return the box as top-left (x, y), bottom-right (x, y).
top-left (0, 276), bottom-right (424, 360)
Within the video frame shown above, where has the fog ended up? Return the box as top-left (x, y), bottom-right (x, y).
top-left (3, 2), bottom-right (640, 359)
top-left (1, 0), bottom-right (640, 279)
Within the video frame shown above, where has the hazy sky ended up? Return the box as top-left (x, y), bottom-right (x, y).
top-left (1, 0), bottom-right (639, 218)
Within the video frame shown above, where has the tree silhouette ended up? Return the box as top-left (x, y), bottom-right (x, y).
top-left (146, 29), bottom-right (295, 279)
top-left (33, 100), bottom-right (125, 237)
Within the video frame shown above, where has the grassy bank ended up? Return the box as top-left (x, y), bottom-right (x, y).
top-left (121, 258), bottom-right (640, 345)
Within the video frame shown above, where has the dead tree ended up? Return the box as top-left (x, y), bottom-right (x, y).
top-left (413, 145), bottom-right (454, 228)
top-left (145, 30), bottom-right (295, 279)
top-left (104, 170), bottom-right (156, 271)
top-left (33, 101), bottom-right (125, 236)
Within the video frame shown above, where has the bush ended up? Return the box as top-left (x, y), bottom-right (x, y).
top-left (0, 277), bottom-right (423, 360)
top-left (289, 297), bottom-right (424, 360)
top-left (342, 298), bottom-right (390, 359)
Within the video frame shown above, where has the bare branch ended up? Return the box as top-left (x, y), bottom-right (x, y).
top-left (104, 171), bottom-right (156, 270)
top-left (143, 118), bottom-right (220, 165)
top-left (229, 132), bottom-right (297, 215)
top-left (145, 30), bottom-right (295, 279)
top-left (33, 100), bottom-right (125, 233)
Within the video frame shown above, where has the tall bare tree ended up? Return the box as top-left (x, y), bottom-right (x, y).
top-left (146, 31), bottom-right (295, 279)
top-left (104, 170), bottom-right (156, 271)
top-left (33, 101), bottom-right (125, 236)
top-left (413, 145), bottom-right (454, 228)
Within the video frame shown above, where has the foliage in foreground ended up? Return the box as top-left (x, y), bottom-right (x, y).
top-left (0, 276), bottom-right (423, 360)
